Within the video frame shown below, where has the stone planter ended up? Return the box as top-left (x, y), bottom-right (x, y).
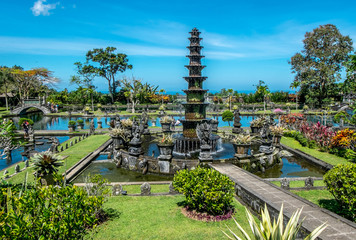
top-left (272, 135), bottom-right (282, 145)
top-left (97, 121), bottom-right (103, 129)
top-left (68, 125), bottom-right (76, 132)
top-left (233, 143), bottom-right (250, 155)
top-left (77, 123), bottom-right (84, 130)
top-left (250, 126), bottom-right (262, 134)
top-left (160, 122), bottom-right (171, 132)
top-left (157, 143), bottom-right (174, 162)
top-left (157, 143), bottom-right (174, 156)
top-left (111, 135), bottom-right (122, 149)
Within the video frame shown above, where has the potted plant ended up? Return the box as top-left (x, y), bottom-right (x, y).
top-left (77, 119), bottom-right (84, 129)
top-left (110, 127), bottom-right (126, 149)
top-left (68, 120), bottom-right (76, 132)
top-left (270, 125), bottom-right (285, 144)
top-left (159, 105), bottom-right (166, 115)
top-left (31, 150), bottom-right (64, 185)
top-left (121, 118), bottom-right (133, 129)
top-left (250, 117), bottom-right (266, 134)
top-left (160, 115), bottom-right (173, 132)
top-left (84, 106), bottom-right (91, 115)
top-left (303, 105), bottom-right (309, 113)
top-left (97, 103), bottom-right (102, 112)
top-left (232, 134), bottom-right (256, 155)
top-left (157, 134), bottom-right (174, 159)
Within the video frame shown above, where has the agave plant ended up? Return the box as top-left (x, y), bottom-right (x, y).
top-left (160, 115), bottom-right (174, 123)
top-left (233, 134), bottom-right (256, 145)
top-left (121, 118), bottom-right (133, 128)
top-left (270, 126), bottom-right (286, 136)
top-left (250, 117), bottom-right (267, 128)
top-left (159, 134), bottom-right (174, 144)
top-left (222, 204), bottom-right (326, 240)
top-left (31, 151), bottom-right (64, 177)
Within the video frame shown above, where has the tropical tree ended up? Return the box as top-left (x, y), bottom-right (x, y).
top-left (71, 62), bottom-right (97, 110)
top-left (227, 88), bottom-right (234, 111)
top-left (255, 80), bottom-right (270, 112)
top-left (290, 81), bottom-right (300, 110)
top-left (122, 77), bottom-right (143, 113)
top-left (343, 54), bottom-right (356, 96)
top-left (10, 66), bottom-right (59, 102)
top-left (85, 47), bottom-right (133, 103)
top-left (289, 24), bottom-right (353, 108)
top-left (0, 66), bottom-right (13, 111)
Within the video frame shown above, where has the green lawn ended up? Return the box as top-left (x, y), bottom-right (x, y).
top-left (87, 195), bottom-right (255, 240)
top-left (271, 180), bottom-right (325, 188)
top-left (2, 134), bottom-right (110, 184)
top-left (281, 137), bottom-right (349, 166)
top-left (122, 184), bottom-right (170, 194)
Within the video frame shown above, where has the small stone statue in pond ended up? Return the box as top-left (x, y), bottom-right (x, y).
top-left (50, 137), bottom-right (60, 153)
top-left (89, 121), bottom-right (95, 135)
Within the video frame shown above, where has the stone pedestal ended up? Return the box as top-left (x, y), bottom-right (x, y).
top-left (210, 119), bottom-right (219, 132)
top-left (161, 122), bottom-right (171, 133)
top-left (157, 144), bottom-right (174, 162)
top-left (97, 121), bottom-right (102, 129)
top-left (198, 144), bottom-right (213, 162)
top-left (128, 140), bottom-right (142, 157)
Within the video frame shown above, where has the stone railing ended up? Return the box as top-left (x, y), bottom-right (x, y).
top-left (264, 177), bottom-right (325, 190)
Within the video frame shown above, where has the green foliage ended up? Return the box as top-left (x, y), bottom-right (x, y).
top-left (0, 184), bottom-right (104, 239)
top-left (289, 24), bottom-right (353, 108)
top-left (30, 151), bottom-right (64, 177)
top-left (333, 111), bottom-right (350, 123)
top-left (222, 204), bottom-right (326, 240)
top-left (173, 167), bottom-right (234, 216)
top-left (307, 140), bottom-right (317, 149)
top-left (222, 110), bottom-right (234, 126)
top-left (324, 164), bottom-right (356, 221)
top-left (84, 174), bottom-right (111, 197)
top-left (19, 118), bottom-right (34, 126)
top-left (85, 46), bottom-right (133, 103)
top-left (76, 119), bottom-right (84, 124)
top-left (68, 120), bottom-right (76, 126)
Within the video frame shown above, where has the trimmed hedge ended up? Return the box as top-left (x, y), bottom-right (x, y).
top-left (173, 166), bottom-right (234, 216)
top-left (324, 164), bottom-right (356, 221)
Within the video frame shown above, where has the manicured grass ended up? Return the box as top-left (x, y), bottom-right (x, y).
top-left (3, 134), bottom-right (110, 184)
top-left (122, 184), bottom-right (170, 194)
top-left (271, 180), bottom-right (325, 188)
top-left (281, 137), bottom-right (349, 165)
top-left (87, 195), bottom-right (255, 240)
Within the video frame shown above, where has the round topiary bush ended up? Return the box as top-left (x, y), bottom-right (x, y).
top-left (173, 166), bottom-right (235, 216)
top-left (324, 163), bottom-right (356, 221)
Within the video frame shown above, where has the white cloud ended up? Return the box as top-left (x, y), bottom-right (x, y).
top-left (31, 0), bottom-right (59, 16)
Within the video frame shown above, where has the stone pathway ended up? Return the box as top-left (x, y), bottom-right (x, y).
top-left (210, 163), bottom-right (356, 240)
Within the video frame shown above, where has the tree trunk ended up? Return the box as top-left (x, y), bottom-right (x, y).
top-left (91, 92), bottom-right (94, 111)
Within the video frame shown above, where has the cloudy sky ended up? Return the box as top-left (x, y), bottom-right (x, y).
top-left (0, 0), bottom-right (355, 93)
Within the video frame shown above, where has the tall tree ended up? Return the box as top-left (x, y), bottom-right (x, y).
top-left (71, 62), bottom-right (97, 110)
top-left (255, 80), bottom-right (270, 112)
top-left (85, 47), bottom-right (132, 103)
top-left (0, 66), bottom-right (13, 111)
top-left (289, 24), bottom-right (353, 108)
top-left (343, 54), bottom-right (356, 96)
top-left (11, 67), bottom-right (58, 102)
top-left (122, 77), bottom-right (143, 114)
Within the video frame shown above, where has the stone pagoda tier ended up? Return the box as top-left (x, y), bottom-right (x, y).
top-left (181, 28), bottom-right (209, 138)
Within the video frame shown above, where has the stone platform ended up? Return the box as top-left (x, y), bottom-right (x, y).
top-left (210, 163), bottom-right (356, 240)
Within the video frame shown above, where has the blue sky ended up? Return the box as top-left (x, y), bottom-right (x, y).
top-left (0, 0), bottom-right (355, 93)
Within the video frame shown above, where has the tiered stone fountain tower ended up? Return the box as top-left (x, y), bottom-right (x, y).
top-left (174, 28), bottom-right (219, 155)
top-left (182, 28), bottom-right (208, 138)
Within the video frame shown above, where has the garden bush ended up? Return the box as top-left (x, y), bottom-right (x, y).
top-left (0, 184), bottom-right (105, 239)
top-left (324, 164), bottom-right (356, 221)
top-left (19, 118), bottom-right (34, 126)
top-left (173, 166), bottom-right (235, 216)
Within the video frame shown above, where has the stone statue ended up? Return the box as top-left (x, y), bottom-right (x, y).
top-left (89, 121), bottom-right (95, 135)
top-left (232, 109), bottom-right (242, 134)
top-left (49, 137), bottom-right (60, 153)
top-left (196, 121), bottom-right (212, 146)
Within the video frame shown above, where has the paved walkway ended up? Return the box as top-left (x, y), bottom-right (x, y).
top-left (210, 163), bottom-right (356, 240)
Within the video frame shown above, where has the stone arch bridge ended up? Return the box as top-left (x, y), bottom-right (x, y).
top-left (11, 99), bottom-right (51, 115)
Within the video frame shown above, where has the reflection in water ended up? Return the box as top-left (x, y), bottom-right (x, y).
top-left (256, 156), bottom-right (325, 178)
top-left (0, 136), bottom-right (70, 171)
top-left (73, 162), bottom-right (173, 183)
